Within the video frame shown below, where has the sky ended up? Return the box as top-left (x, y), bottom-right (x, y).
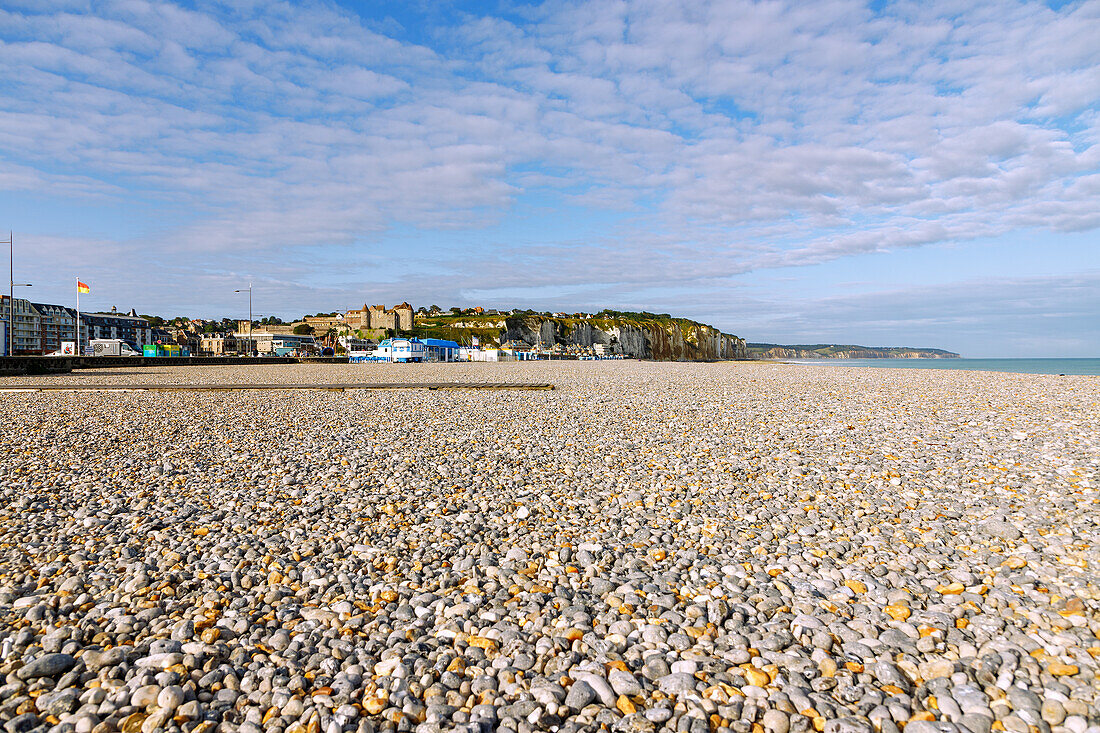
top-left (0, 0), bottom-right (1098, 357)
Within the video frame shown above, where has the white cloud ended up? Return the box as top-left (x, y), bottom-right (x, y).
top-left (0, 0), bottom-right (1096, 350)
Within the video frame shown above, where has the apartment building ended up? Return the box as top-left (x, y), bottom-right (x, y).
top-left (1, 297), bottom-right (152, 354)
top-left (1, 296), bottom-right (77, 354)
top-left (79, 308), bottom-right (153, 352)
top-left (35, 302), bottom-right (77, 354)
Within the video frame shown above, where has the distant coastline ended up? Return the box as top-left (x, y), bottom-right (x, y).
top-left (781, 357), bottom-right (1100, 376)
top-left (747, 343), bottom-right (960, 360)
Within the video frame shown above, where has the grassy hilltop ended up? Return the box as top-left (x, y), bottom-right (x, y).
top-left (747, 343), bottom-right (960, 359)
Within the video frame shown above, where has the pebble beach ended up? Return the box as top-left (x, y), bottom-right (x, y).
top-left (0, 362), bottom-right (1098, 733)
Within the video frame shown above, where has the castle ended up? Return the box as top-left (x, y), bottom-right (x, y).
top-left (345, 302), bottom-right (414, 332)
top-left (292, 302), bottom-right (415, 340)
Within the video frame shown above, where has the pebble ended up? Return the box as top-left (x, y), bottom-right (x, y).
top-left (156, 684), bottom-right (185, 711)
top-left (574, 672), bottom-right (617, 706)
top-left (0, 362), bottom-right (1096, 733)
top-left (130, 685), bottom-right (160, 708)
top-left (656, 672), bottom-right (697, 696)
top-left (1041, 699), bottom-right (1066, 725)
top-left (15, 652), bottom-right (75, 679)
top-left (565, 680), bottom-right (598, 710)
top-left (764, 709), bottom-right (791, 733)
top-left (609, 669), bottom-right (643, 696)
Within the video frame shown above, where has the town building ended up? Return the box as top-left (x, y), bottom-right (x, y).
top-left (258, 323), bottom-right (297, 335)
top-left (301, 314), bottom-right (348, 335)
top-left (271, 333), bottom-right (318, 354)
top-left (235, 331), bottom-right (317, 355)
top-left (165, 327), bottom-right (201, 355)
top-left (199, 333), bottom-right (240, 356)
top-left (339, 335), bottom-right (374, 353)
top-left (500, 340), bottom-right (534, 359)
top-left (150, 327), bottom-right (174, 344)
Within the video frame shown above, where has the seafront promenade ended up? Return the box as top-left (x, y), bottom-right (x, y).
top-left (0, 362), bottom-right (1097, 733)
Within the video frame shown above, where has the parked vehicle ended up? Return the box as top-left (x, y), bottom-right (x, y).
top-left (143, 344), bottom-right (190, 357)
top-left (91, 339), bottom-right (142, 357)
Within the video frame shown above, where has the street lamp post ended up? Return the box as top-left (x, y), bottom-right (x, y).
top-left (234, 283), bottom-right (252, 356)
top-left (5, 232), bottom-right (32, 357)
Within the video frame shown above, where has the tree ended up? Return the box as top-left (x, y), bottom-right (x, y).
top-left (293, 324), bottom-right (313, 335)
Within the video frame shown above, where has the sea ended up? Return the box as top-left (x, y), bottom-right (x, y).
top-left (785, 358), bottom-right (1100, 376)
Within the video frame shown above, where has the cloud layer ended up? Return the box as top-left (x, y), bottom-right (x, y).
top-left (0, 0), bottom-right (1097, 353)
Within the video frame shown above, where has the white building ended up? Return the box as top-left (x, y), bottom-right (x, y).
top-left (460, 347), bottom-right (504, 362)
top-left (370, 342), bottom-right (391, 361)
top-left (390, 338), bottom-right (425, 362)
top-left (339, 336), bottom-right (373, 352)
top-left (351, 338), bottom-right (439, 362)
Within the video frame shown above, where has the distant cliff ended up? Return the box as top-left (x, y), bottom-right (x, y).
top-left (748, 343), bottom-right (960, 360)
top-left (415, 312), bottom-right (747, 361)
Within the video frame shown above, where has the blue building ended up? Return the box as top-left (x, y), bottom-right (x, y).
top-left (423, 338), bottom-right (460, 362)
top-left (350, 337), bottom-right (461, 363)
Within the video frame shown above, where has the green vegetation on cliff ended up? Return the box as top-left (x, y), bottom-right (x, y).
top-left (413, 310), bottom-right (746, 360)
top-left (416, 312), bottom-right (727, 343)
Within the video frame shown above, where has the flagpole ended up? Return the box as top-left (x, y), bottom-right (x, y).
top-left (76, 281), bottom-right (80, 355)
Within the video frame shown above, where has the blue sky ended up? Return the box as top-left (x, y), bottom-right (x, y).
top-left (0, 0), bottom-right (1098, 356)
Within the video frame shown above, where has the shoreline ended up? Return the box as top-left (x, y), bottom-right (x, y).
top-left (768, 356), bottom-right (1100, 376)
